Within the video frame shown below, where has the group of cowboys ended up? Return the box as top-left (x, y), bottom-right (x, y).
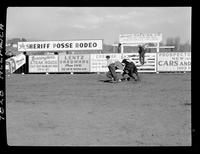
top-left (106, 44), bottom-right (146, 83)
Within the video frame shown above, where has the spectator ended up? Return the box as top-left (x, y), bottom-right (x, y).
top-left (138, 44), bottom-right (146, 65)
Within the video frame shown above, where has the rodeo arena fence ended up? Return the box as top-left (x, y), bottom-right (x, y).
top-left (5, 33), bottom-right (191, 75)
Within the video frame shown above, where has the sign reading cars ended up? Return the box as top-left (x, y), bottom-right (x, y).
top-left (157, 52), bottom-right (191, 72)
top-left (18, 40), bottom-right (103, 51)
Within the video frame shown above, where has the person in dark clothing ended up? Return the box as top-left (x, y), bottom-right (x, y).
top-left (121, 59), bottom-right (140, 81)
top-left (117, 43), bottom-right (121, 53)
top-left (138, 45), bottom-right (146, 65)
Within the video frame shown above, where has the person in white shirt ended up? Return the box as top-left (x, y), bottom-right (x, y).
top-left (105, 55), bottom-right (123, 83)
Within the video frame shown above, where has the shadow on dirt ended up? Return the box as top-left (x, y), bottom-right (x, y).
top-left (98, 79), bottom-right (114, 83)
top-left (98, 79), bottom-right (142, 84)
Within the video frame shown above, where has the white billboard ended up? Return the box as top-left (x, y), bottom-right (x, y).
top-left (6, 53), bottom-right (26, 73)
top-left (29, 55), bottom-right (58, 72)
top-left (59, 54), bottom-right (90, 72)
top-left (90, 54), bottom-right (122, 72)
top-left (119, 33), bottom-right (162, 44)
top-left (157, 52), bottom-right (191, 72)
top-left (18, 40), bottom-right (103, 52)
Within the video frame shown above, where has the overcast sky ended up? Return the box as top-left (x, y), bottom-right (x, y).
top-left (6, 7), bottom-right (191, 45)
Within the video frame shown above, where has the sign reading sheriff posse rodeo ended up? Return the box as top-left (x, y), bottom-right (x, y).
top-left (18, 40), bottom-right (103, 51)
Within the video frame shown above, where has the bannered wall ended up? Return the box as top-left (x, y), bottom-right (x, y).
top-left (26, 52), bottom-right (191, 73)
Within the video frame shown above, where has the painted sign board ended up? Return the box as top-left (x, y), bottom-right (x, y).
top-left (157, 52), bottom-right (191, 72)
top-left (29, 55), bottom-right (58, 72)
top-left (18, 40), bottom-right (103, 51)
top-left (6, 53), bottom-right (26, 73)
top-left (90, 54), bottom-right (122, 72)
top-left (119, 33), bottom-right (162, 44)
top-left (59, 54), bottom-right (90, 72)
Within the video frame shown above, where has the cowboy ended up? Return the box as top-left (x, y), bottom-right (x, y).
top-left (106, 55), bottom-right (123, 83)
top-left (121, 59), bottom-right (140, 81)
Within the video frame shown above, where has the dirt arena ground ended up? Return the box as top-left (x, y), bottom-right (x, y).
top-left (6, 73), bottom-right (191, 146)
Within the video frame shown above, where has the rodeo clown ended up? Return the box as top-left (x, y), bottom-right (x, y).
top-left (105, 55), bottom-right (124, 83)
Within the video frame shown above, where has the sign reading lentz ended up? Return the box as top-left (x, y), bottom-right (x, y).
top-left (58, 54), bottom-right (90, 72)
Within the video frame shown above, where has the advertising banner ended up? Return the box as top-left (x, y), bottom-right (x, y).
top-left (59, 54), bottom-right (90, 72)
top-left (157, 52), bottom-right (191, 72)
top-left (6, 53), bottom-right (26, 73)
top-left (29, 55), bottom-right (58, 72)
top-left (119, 33), bottom-right (162, 44)
top-left (18, 40), bottom-right (103, 51)
top-left (90, 54), bottom-right (122, 72)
